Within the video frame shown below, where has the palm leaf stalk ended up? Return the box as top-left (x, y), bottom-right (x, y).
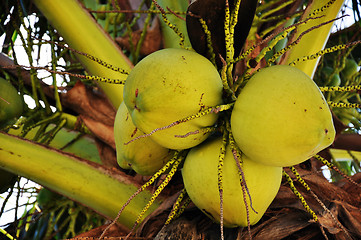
top-left (33, 0), bottom-right (133, 109)
top-left (281, 0), bottom-right (345, 78)
top-left (0, 132), bottom-right (161, 229)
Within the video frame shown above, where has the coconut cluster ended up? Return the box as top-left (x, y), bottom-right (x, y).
top-left (114, 48), bottom-right (336, 227)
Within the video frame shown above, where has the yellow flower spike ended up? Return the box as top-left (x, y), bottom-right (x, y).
top-left (33, 0), bottom-right (133, 109)
top-left (217, 130), bottom-right (229, 240)
top-left (126, 156), bottom-right (184, 237)
top-left (171, 196), bottom-right (192, 222)
top-left (281, 0), bottom-right (344, 78)
top-left (314, 154), bottom-right (361, 187)
top-left (289, 166), bottom-right (354, 239)
top-left (164, 189), bottom-right (187, 225)
top-left (289, 41), bottom-right (361, 68)
top-left (154, 0), bottom-right (191, 49)
top-left (199, 17), bottom-right (216, 66)
top-left (328, 101), bottom-right (361, 108)
top-left (283, 170), bottom-right (318, 222)
top-left (319, 85), bottom-right (361, 92)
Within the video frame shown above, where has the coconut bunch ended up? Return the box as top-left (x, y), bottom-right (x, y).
top-left (114, 47), bottom-right (336, 227)
top-left (114, 48), bottom-right (223, 176)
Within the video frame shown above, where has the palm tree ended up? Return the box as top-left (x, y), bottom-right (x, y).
top-left (0, 0), bottom-right (360, 239)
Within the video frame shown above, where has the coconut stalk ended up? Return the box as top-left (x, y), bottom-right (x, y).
top-left (156, 0), bottom-right (191, 49)
top-left (7, 123), bottom-right (101, 164)
top-left (281, 0), bottom-right (345, 78)
top-left (33, 0), bottom-right (133, 109)
top-left (0, 131), bottom-right (161, 229)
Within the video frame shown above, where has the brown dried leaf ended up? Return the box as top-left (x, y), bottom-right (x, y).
top-left (335, 202), bottom-right (361, 236)
top-left (70, 223), bottom-right (129, 239)
top-left (137, 192), bottom-right (181, 239)
top-left (234, 36), bottom-right (268, 76)
top-left (61, 81), bottom-right (116, 148)
top-left (145, 167), bottom-right (361, 239)
top-left (317, 206), bottom-right (343, 235)
top-left (252, 209), bottom-right (312, 240)
top-left (116, 18), bottom-right (162, 56)
top-left (94, 138), bottom-right (118, 168)
top-left (80, 115), bottom-right (115, 149)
